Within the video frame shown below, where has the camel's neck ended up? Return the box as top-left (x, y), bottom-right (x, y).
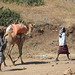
top-left (26, 25), bottom-right (32, 35)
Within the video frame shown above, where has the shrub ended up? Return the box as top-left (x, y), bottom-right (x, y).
top-left (71, 24), bottom-right (75, 29)
top-left (0, 7), bottom-right (22, 26)
top-left (2, 0), bottom-right (44, 6)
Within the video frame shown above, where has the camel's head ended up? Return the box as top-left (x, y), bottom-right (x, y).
top-left (28, 23), bottom-right (35, 30)
top-left (26, 23), bottom-right (35, 38)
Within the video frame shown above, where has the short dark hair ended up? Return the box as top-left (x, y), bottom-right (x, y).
top-left (63, 27), bottom-right (66, 32)
top-left (0, 31), bottom-right (4, 38)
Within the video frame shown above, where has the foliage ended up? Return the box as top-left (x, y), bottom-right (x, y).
top-left (2, 0), bottom-right (44, 6)
top-left (0, 7), bottom-right (22, 26)
top-left (71, 24), bottom-right (75, 29)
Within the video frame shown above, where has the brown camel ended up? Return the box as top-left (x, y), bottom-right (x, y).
top-left (3, 24), bottom-right (34, 66)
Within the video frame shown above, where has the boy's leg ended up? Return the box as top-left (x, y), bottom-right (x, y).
top-left (0, 56), bottom-right (2, 70)
top-left (2, 53), bottom-right (6, 66)
top-left (0, 57), bottom-right (2, 71)
top-left (67, 54), bottom-right (70, 60)
top-left (0, 64), bottom-right (1, 70)
top-left (56, 53), bottom-right (60, 61)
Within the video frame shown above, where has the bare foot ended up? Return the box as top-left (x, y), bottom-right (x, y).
top-left (56, 58), bottom-right (59, 61)
top-left (0, 69), bottom-right (2, 72)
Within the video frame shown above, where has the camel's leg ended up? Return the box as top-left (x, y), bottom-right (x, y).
top-left (3, 45), bottom-right (14, 66)
top-left (13, 44), bottom-right (24, 64)
top-left (13, 35), bottom-right (24, 64)
top-left (7, 44), bottom-right (15, 65)
top-left (4, 61), bottom-right (7, 66)
top-left (18, 43), bottom-right (24, 64)
top-left (19, 48), bottom-right (24, 64)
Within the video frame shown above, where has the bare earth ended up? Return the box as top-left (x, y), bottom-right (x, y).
top-left (0, 54), bottom-right (75, 75)
top-left (0, 23), bottom-right (75, 75)
top-left (0, 24), bottom-right (75, 75)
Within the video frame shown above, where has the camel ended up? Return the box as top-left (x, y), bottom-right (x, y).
top-left (3, 23), bottom-right (34, 66)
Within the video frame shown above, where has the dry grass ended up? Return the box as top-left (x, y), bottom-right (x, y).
top-left (0, 0), bottom-right (75, 27)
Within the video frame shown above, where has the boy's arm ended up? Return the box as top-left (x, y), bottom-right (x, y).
top-left (1, 39), bottom-right (7, 47)
top-left (1, 38), bottom-right (4, 46)
top-left (1, 39), bottom-right (7, 52)
top-left (3, 39), bottom-right (7, 45)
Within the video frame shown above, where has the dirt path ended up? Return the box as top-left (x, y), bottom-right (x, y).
top-left (0, 54), bottom-right (75, 75)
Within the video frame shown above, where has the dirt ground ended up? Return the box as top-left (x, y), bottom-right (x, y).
top-left (0, 54), bottom-right (75, 75)
top-left (0, 25), bottom-right (75, 75)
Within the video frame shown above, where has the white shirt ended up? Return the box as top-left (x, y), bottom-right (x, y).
top-left (6, 25), bottom-right (12, 32)
top-left (59, 33), bottom-right (66, 46)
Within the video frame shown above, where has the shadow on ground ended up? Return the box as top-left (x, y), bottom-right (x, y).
top-left (16, 61), bottom-right (49, 66)
top-left (5, 68), bottom-right (26, 72)
top-left (71, 59), bottom-right (75, 61)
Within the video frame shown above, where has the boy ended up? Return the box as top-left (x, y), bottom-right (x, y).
top-left (56, 27), bottom-right (70, 61)
top-left (0, 31), bottom-right (7, 71)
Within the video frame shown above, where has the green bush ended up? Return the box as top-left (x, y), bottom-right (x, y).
top-left (0, 7), bottom-right (22, 26)
top-left (24, 0), bottom-right (44, 6)
top-left (2, 0), bottom-right (44, 6)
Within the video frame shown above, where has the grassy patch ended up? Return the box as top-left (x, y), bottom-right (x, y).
top-left (0, 6), bottom-right (23, 26)
top-left (2, 0), bottom-right (44, 6)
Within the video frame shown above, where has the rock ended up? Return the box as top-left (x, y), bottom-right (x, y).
top-left (56, 62), bottom-right (58, 65)
top-left (65, 62), bottom-right (69, 64)
top-left (52, 65), bottom-right (54, 67)
top-left (63, 68), bottom-right (75, 75)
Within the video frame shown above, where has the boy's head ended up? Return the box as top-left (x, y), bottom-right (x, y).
top-left (62, 27), bottom-right (66, 32)
top-left (0, 31), bottom-right (4, 38)
top-left (60, 27), bottom-right (66, 33)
